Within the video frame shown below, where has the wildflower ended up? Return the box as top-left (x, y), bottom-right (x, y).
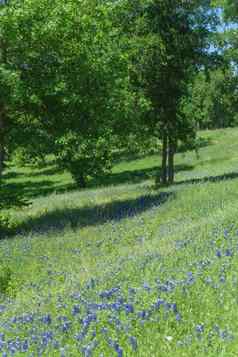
top-left (99, 287), bottom-right (119, 299)
top-left (72, 305), bottom-right (80, 316)
top-left (216, 250), bottom-right (222, 258)
top-left (101, 327), bottom-right (108, 334)
top-left (196, 324), bottom-right (204, 334)
top-left (170, 303), bottom-right (178, 313)
top-left (129, 336), bottom-right (137, 351)
top-left (155, 299), bottom-right (165, 309)
top-left (0, 306), bottom-right (6, 314)
top-left (138, 310), bottom-right (150, 320)
top-left (220, 275), bottom-right (226, 283)
top-left (225, 249), bottom-right (233, 257)
top-left (143, 282), bottom-right (151, 291)
top-left (114, 343), bottom-right (123, 357)
top-left (124, 303), bottom-right (134, 314)
top-left (176, 313), bottom-right (182, 322)
top-left (21, 340), bottom-right (29, 352)
top-left (42, 314), bottom-right (52, 325)
top-left (62, 321), bottom-right (71, 333)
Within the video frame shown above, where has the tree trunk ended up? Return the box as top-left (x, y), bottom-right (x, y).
top-left (161, 131), bottom-right (168, 185)
top-left (0, 36), bottom-right (7, 180)
top-left (168, 135), bottom-right (175, 184)
top-left (75, 173), bottom-right (87, 188)
top-left (0, 110), bottom-right (5, 179)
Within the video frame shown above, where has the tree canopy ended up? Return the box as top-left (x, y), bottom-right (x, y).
top-left (0, 0), bottom-right (236, 189)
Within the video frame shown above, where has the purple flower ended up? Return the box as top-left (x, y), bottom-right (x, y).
top-left (114, 343), bottom-right (123, 357)
top-left (220, 275), bottom-right (226, 283)
top-left (138, 310), bottom-right (150, 320)
top-left (216, 250), bottom-right (222, 258)
top-left (176, 313), bottom-right (182, 321)
top-left (21, 340), bottom-right (29, 352)
top-left (99, 287), bottom-right (120, 299)
top-left (225, 249), bottom-right (233, 257)
top-left (196, 324), bottom-right (204, 334)
top-left (62, 321), bottom-right (71, 333)
top-left (129, 336), bottom-right (137, 351)
top-left (42, 314), bottom-right (52, 325)
top-left (0, 306), bottom-right (6, 314)
top-left (143, 282), bottom-right (151, 291)
top-left (155, 299), bottom-right (165, 309)
top-left (72, 305), bottom-right (80, 316)
top-left (124, 304), bottom-right (134, 314)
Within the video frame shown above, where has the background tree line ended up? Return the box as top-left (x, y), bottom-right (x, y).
top-left (0, 0), bottom-right (237, 190)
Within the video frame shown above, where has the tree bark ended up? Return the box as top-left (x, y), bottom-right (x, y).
top-left (0, 32), bottom-right (7, 179)
top-left (168, 135), bottom-right (175, 184)
top-left (161, 131), bottom-right (168, 185)
top-left (75, 173), bottom-right (87, 188)
top-left (0, 110), bottom-right (5, 178)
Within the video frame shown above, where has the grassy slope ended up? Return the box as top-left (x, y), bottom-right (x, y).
top-left (1, 128), bottom-right (238, 356)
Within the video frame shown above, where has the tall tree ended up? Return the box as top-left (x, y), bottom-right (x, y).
top-left (183, 67), bottom-right (238, 130)
top-left (118, 0), bottom-right (218, 185)
top-left (0, 0), bottom-right (9, 177)
top-left (2, 0), bottom-right (135, 186)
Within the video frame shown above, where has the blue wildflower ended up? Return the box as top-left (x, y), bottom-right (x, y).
top-left (216, 250), bottom-right (222, 258)
top-left (21, 340), bottom-right (29, 352)
top-left (129, 336), bottom-right (137, 351)
top-left (124, 303), bottom-right (134, 314)
top-left (72, 305), bottom-right (80, 316)
top-left (225, 249), bottom-right (233, 257)
top-left (42, 314), bottom-right (52, 325)
top-left (196, 324), bottom-right (204, 334)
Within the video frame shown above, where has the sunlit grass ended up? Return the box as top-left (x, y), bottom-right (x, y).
top-left (1, 128), bottom-right (238, 355)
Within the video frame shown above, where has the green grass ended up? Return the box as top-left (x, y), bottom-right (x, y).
top-left (1, 128), bottom-right (238, 356)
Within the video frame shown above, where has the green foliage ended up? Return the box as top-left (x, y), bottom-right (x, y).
top-left (0, 0), bottom-right (235, 191)
top-left (0, 264), bottom-right (12, 295)
top-left (56, 132), bottom-right (113, 187)
top-left (177, 136), bottom-right (212, 154)
top-left (183, 68), bottom-right (238, 129)
top-left (0, 0), bottom-right (136, 185)
top-left (0, 212), bottom-right (11, 234)
top-left (117, 0), bottom-right (219, 184)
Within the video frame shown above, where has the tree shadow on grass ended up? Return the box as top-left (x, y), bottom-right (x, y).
top-left (6, 191), bottom-right (174, 238)
top-left (176, 171), bottom-right (238, 186)
top-left (1, 164), bottom-right (193, 202)
top-left (2, 171), bottom-right (25, 180)
top-left (1, 178), bottom-right (76, 202)
top-left (90, 164), bottom-right (194, 188)
top-left (24, 165), bottom-right (64, 177)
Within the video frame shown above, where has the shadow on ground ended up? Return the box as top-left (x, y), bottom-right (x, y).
top-left (89, 164), bottom-right (193, 188)
top-left (0, 180), bottom-right (75, 202)
top-left (24, 165), bottom-right (64, 177)
top-left (176, 171), bottom-right (238, 186)
top-left (4, 192), bottom-right (174, 238)
top-left (1, 164), bottom-right (193, 201)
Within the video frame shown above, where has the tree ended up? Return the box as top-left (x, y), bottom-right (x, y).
top-left (117, 0), bottom-right (218, 185)
top-left (183, 67), bottom-right (238, 130)
top-left (2, 0), bottom-right (135, 186)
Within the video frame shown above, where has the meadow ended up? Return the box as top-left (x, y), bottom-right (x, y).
top-left (1, 128), bottom-right (238, 356)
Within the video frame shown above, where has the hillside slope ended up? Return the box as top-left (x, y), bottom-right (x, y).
top-left (1, 128), bottom-right (238, 356)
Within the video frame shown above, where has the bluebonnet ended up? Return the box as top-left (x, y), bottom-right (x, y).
top-left (196, 324), bottom-right (204, 334)
top-left (129, 336), bottom-right (137, 351)
top-left (72, 304), bottom-right (80, 316)
top-left (216, 250), bottom-right (222, 258)
top-left (42, 314), bottom-right (52, 325)
top-left (225, 249), bottom-right (233, 257)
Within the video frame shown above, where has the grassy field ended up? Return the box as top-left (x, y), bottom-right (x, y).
top-left (1, 128), bottom-right (238, 356)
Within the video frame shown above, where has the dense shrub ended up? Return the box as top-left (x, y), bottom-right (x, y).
top-left (56, 133), bottom-right (113, 187)
top-left (0, 264), bottom-right (12, 295)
